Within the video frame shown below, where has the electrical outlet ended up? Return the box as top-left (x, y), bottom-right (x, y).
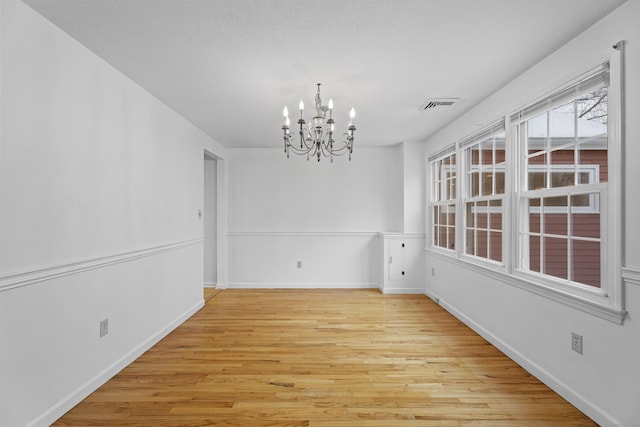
top-left (431, 267), bottom-right (435, 277)
top-left (297, 261), bottom-right (302, 269)
top-left (571, 332), bottom-right (583, 354)
top-left (100, 319), bottom-right (109, 337)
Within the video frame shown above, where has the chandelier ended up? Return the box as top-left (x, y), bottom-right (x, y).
top-left (282, 83), bottom-right (356, 162)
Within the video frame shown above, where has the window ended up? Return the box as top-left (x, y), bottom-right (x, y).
top-left (429, 148), bottom-right (456, 251)
top-left (427, 49), bottom-right (624, 322)
top-left (513, 67), bottom-right (609, 290)
top-left (461, 122), bottom-right (506, 263)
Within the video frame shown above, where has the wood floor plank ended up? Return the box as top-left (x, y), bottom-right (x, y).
top-left (53, 289), bottom-right (597, 426)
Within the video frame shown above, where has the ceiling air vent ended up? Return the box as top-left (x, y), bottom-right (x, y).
top-left (419, 98), bottom-right (459, 111)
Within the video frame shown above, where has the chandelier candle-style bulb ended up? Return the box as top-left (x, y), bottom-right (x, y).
top-left (281, 83), bottom-right (356, 162)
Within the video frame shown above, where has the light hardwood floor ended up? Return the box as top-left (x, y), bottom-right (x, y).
top-left (54, 289), bottom-right (597, 426)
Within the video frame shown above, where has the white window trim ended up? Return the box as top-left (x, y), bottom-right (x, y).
top-left (425, 44), bottom-right (626, 324)
top-left (428, 148), bottom-right (458, 252)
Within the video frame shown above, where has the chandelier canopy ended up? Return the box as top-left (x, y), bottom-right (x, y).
top-left (282, 83), bottom-right (356, 162)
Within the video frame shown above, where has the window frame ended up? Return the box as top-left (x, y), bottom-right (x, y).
top-left (426, 45), bottom-right (625, 324)
top-left (460, 121), bottom-right (507, 266)
top-left (428, 147), bottom-right (457, 253)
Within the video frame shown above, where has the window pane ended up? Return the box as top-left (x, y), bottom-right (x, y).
top-left (466, 229), bottom-right (475, 256)
top-left (470, 172), bottom-right (480, 197)
top-left (477, 229), bottom-right (487, 258)
top-left (571, 194), bottom-right (600, 238)
top-left (549, 101), bottom-right (576, 144)
top-left (529, 171), bottom-right (546, 190)
top-left (466, 202), bottom-right (475, 228)
top-left (489, 200), bottom-right (502, 231)
top-left (544, 197), bottom-right (568, 236)
top-left (481, 139), bottom-right (494, 163)
top-left (551, 170), bottom-right (575, 188)
top-left (447, 225), bottom-right (456, 251)
top-left (489, 231), bottom-right (502, 262)
top-left (578, 171), bottom-right (590, 185)
top-left (544, 195), bottom-right (568, 207)
top-left (527, 113), bottom-right (547, 156)
top-left (439, 226), bottom-right (448, 249)
top-left (482, 171), bottom-right (493, 196)
top-left (577, 88), bottom-right (607, 141)
top-left (572, 239), bottom-right (601, 288)
top-left (495, 171), bottom-right (505, 194)
top-left (476, 201), bottom-right (488, 228)
top-left (529, 198), bottom-right (541, 233)
top-left (529, 234), bottom-right (541, 273)
top-left (449, 176), bottom-right (457, 199)
top-left (571, 192), bottom-right (591, 208)
top-left (579, 149), bottom-right (607, 183)
top-left (448, 209), bottom-right (456, 228)
top-left (544, 237), bottom-right (568, 280)
top-left (471, 148), bottom-right (480, 165)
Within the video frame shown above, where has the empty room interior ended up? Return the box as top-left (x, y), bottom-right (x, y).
top-left (1, 0), bottom-right (639, 426)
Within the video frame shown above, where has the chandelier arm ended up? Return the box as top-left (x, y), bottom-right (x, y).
top-left (318, 142), bottom-right (333, 158)
top-left (325, 148), bottom-right (350, 156)
top-left (327, 146), bottom-right (350, 154)
top-left (287, 143), bottom-right (314, 155)
top-left (326, 138), bottom-right (351, 152)
top-left (318, 141), bottom-right (353, 159)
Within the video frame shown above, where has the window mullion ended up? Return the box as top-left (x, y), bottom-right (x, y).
top-left (568, 196), bottom-right (574, 282)
top-left (540, 198), bottom-right (545, 275)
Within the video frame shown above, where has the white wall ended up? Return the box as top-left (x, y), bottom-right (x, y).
top-left (228, 147), bottom-right (403, 232)
top-left (226, 147), bottom-right (404, 288)
top-left (0, 2), bottom-right (223, 426)
top-left (402, 141), bottom-right (427, 234)
top-left (424, 2), bottom-right (640, 425)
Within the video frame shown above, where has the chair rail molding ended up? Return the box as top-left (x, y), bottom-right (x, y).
top-left (622, 266), bottom-right (640, 286)
top-left (0, 238), bottom-right (203, 293)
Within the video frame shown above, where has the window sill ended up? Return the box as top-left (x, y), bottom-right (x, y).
top-left (426, 248), bottom-right (627, 324)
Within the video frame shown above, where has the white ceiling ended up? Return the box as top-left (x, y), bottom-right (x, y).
top-left (23, 0), bottom-right (626, 148)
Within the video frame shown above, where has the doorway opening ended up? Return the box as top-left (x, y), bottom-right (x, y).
top-left (203, 153), bottom-right (217, 287)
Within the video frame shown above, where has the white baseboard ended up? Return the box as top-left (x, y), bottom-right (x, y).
top-left (30, 300), bottom-right (204, 427)
top-left (227, 281), bottom-right (377, 289)
top-left (432, 293), bottom-right (621, 427)
top-left (380, 286), bottom-right (425, 294)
